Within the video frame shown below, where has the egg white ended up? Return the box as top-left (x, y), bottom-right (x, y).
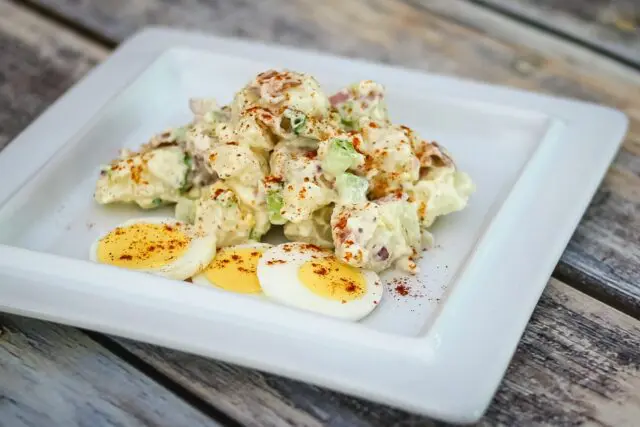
top-left (89, 217), bottom-right (216, 281)
top-left (191, 242), bottom-right (272, 295)
top-left (257, 242), bottom-right (383, 321)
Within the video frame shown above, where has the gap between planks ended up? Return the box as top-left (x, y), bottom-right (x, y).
top-left (466, 0), bottom-right (640, 70)
top-left (86, 332), bottom-right (246, 427)
top-left (8, 0), bottom-right (116, 48)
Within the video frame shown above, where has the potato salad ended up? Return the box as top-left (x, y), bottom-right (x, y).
top-left (94, 70), bottom-right (474, 275)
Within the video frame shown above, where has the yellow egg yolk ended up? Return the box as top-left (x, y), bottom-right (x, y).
top-left (204, 248), bottom-right (264, 294)
top-left (97, 223), bottom-right (189, 269)
top-left (298, 256), bottom-right (366, 302)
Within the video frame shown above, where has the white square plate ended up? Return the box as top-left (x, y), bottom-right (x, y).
top-left (0, 28), bottom-right (627, 423)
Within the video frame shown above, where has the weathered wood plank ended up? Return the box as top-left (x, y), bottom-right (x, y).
top-left (23, 0), bottom-right (640, 314)
top-left (0, 5), bottom-right (221, 426)
top-left (485, 279), bottom-right (640, 426)
top-left (0, 315), bottom-right (220, 427)
top-left (475, 0), bottom-right (640, 67)
top-left (114, 279), bottom-right (640, 426)
top-left (0, 0), bottom-right (105, 150)
top-left (1, 0), bottom-right (639, 426)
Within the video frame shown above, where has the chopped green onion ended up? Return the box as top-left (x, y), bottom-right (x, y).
top-left (151, 198), bottom-right (163, 207)
top-left (292, 115), bottom-right (306, 135)
top-left (340, 118), bottom-right (354, 129)
top-left (284, 109), bottom-right (307, 135)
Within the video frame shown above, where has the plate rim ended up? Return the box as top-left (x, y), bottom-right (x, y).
top-left (0, 28), bottom-right (628, 423)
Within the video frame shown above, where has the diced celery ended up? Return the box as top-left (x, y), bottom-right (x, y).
top-left (321, 138), bottom-right (363, 177)
top-left (249, 228), bottom-right (261, 241)
top-left (266, 190), bottom-right (286, 224)
top-left (335, 173), bottom-right (369, 204)
top-left (183, 153), bottom-right (193, 168)
top-left (172, 127), bottom-right (188, 142)
top-left (175, 197), bottom-right (197, 223)
top-left (180, 154), bottom-right (192, 194)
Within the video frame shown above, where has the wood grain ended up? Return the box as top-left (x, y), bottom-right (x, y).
top-left (0, 314), bottom-right (220, 427)
top-left (114, 279), bottom-right (640, 426)
top-left (0, 6), bottom-right (219, 426)
top-left (21, 0), bottom-right (640, 314)
top-left (475, 0), bottom-right (640, 67)
top-left (0, 0), bottom-right (105, 150)
top-left (0, 0), bottom-right (639, 426)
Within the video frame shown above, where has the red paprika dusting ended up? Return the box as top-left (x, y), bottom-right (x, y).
top-left (395, 284), bottom-right (410, 296)
top-left (300, 243), bottom-right (323, 252)
top-left (244, 106), bottom-right (262, 114)
top-left (264, 175), bottom-right (283, 184)
top-left (313, 266), bottom-right (328, 275)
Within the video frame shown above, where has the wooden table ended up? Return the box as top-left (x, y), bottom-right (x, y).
top-left (1, 0), bottom-right (639, 425)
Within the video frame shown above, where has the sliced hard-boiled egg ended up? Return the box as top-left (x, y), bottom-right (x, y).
top-left (257, 242), bottom-right (383, 321)
top-left (89, 217), bottom-right (216, 281)
top-left (192, 242), bottom-right (272, 295)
